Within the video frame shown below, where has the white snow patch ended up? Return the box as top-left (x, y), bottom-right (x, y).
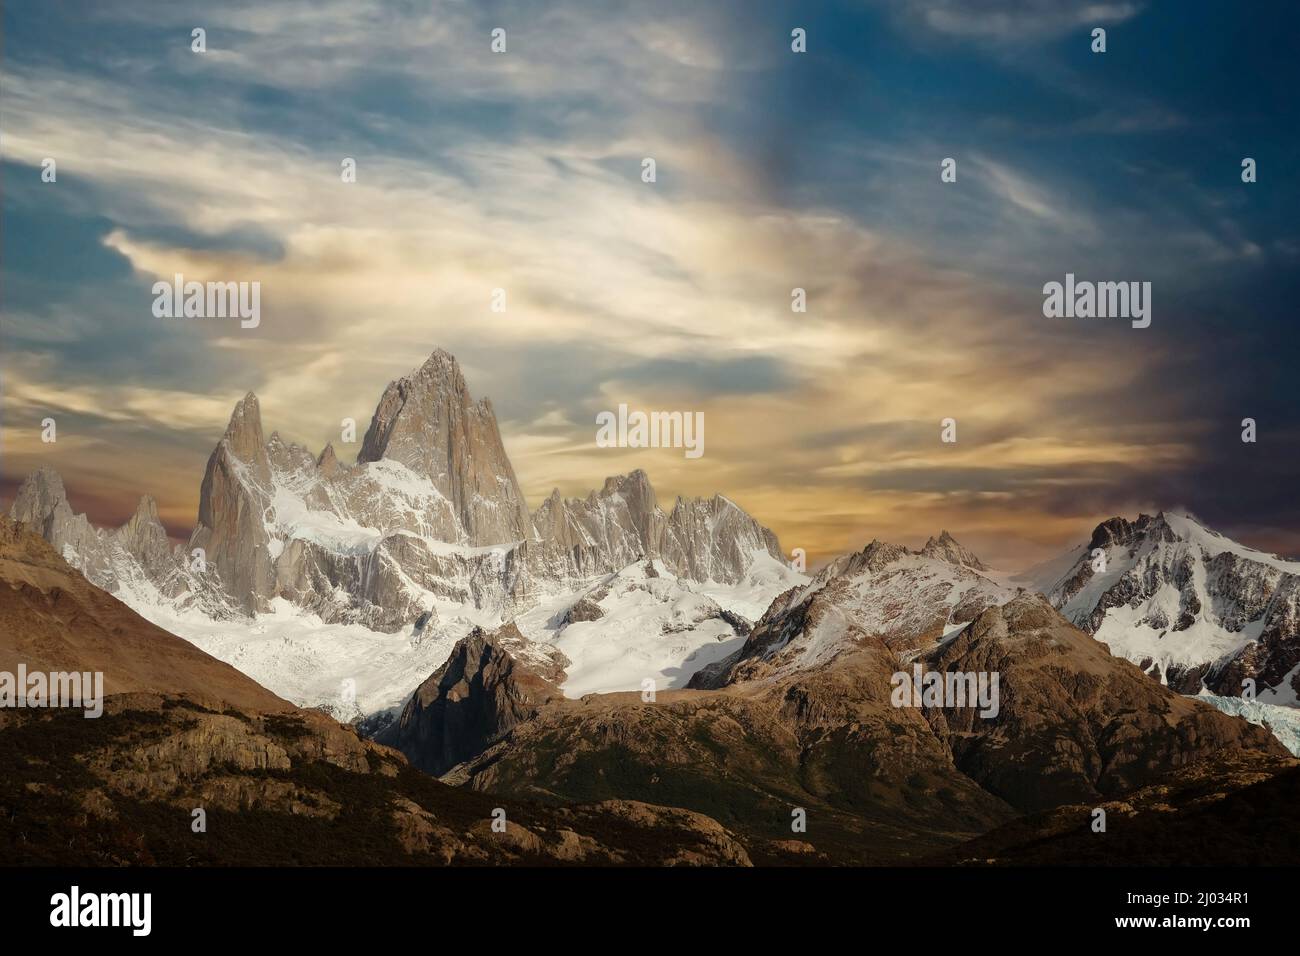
top-left (514, 553), bottom-right (806, 698)
top-left (116, 591), bottom-right (489, 717)
top-left (268, 483), bottom-right (382, 554)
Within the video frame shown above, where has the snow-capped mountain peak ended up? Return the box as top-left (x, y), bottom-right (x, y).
top-left (1030, 511), bottom-right (1300, 705)
top-left (692, 535), bottom-right (1018, 688)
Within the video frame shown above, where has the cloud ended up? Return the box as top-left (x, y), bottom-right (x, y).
top-left (878, 0), bottom-right (1142, 41)
top-left (3, 0), bottom-right (1295, 569)
top-left (85, 0), bottom-right (739, 110)
top-left (970, 154), bottom-right (1076, 226)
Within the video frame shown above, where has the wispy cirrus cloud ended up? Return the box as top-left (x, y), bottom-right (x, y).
top-left (876, 0), bottom-right (1142, 41)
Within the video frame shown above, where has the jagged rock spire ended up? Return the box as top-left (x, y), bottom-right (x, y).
top-left (357, 349), bottom-right (530, 546)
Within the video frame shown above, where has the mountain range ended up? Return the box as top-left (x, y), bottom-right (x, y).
top-left (10, 349), bottom-right (1300, 717)
top-left (11, 350), bottom-right (785, 628)
top-left (6, 345), bottom-right (1300, 865)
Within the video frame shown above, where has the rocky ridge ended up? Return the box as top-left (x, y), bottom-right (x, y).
top-left (8, 349), bottom-right (788, 634)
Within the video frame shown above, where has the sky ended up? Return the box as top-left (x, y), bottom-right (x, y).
top-left (2, 0), bottom-right (1298, 569)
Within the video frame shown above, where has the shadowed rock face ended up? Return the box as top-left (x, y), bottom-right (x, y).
top-left (928, 750), bottom-right (1300, 866)
top-left (378, 623), bottom-right (567, 776)
top-left (444, 645), bottom-right (1021, 865)
top-left (918, 595), bottom-right (1288, 812)
top-left (0, 695), bottom-right (756, 867)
